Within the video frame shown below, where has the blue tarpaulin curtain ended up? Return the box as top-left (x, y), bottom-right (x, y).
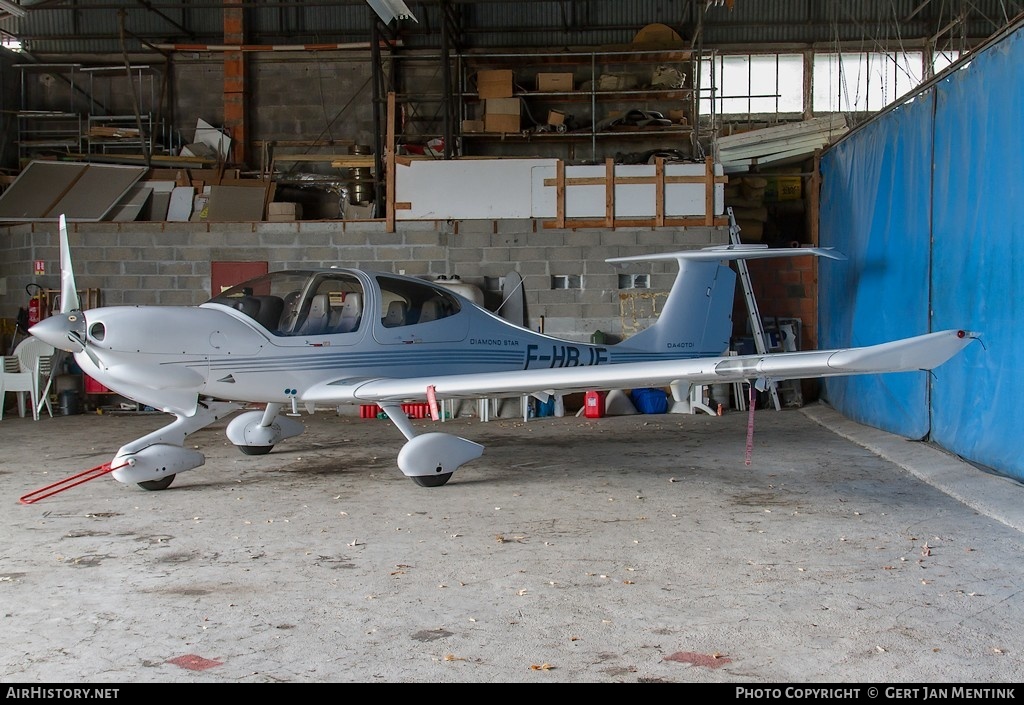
top-left (819, 26), bottom-right (1024, 481)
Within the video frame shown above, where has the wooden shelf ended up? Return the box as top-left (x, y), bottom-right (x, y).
top-left (463, 88), bottom-right (694, 103)
top-left (463, 127), bottom-right (693, 141)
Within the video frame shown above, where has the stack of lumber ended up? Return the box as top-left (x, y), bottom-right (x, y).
top-left (88, 125), bottom-right (141, 139)
top-left (717, 115), bottom-right (848, 173)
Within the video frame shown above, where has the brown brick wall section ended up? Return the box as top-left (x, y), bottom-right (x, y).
top-left (731, 255), bottom-right (821, 402)
top-left (224, 1), bottom-right (246, 166)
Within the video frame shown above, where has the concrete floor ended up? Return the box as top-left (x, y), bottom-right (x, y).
top-left (1, 401), bottom-right (1023, 683)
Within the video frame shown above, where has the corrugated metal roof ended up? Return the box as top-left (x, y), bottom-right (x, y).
top-left (3, 0), bottom-right (1021, 55)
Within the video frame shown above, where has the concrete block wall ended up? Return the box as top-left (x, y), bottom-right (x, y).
top-left (170, 55), bottom-right (377, 165)
top-left (0, 219), bottom-right (728, 345)
top-left (448, 220), bottom-right (726, 339)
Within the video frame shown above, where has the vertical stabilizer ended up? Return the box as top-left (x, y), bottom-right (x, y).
top-left (607, 246), bottom-right (846, 357)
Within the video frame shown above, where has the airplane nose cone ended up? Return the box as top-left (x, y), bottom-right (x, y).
top-left (30, 313), bottom-right (85, 353)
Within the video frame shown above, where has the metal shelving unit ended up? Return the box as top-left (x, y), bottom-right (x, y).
top-left (14, 63), bottom-right (86, 164)
top-left (16, 111), bottom-right (84, 163)
top-left (82, 65), bottom-right (164, 157)
top-left (14, 63), bottom-right (167, 163)
top-left (457, 47), bottom-right (700, 163)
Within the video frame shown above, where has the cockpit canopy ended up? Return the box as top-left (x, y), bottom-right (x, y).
top-left (208, 270), bottom-right (462, 336)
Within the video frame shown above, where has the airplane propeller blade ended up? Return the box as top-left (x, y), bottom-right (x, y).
top-left (32, 214), bottom-right (95, 359)
top-left (59, 214), bottom-right (81, 314)
top-left (70, 327), bottom-right (101, 368)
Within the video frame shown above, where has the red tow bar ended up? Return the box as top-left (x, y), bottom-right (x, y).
top-left (19, 461), bottom-right (127, 505)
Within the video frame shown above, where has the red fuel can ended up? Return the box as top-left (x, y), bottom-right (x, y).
top-left (83, 375), bottom-right (110, 395)
top-left (584, 390), bottom-right (605, 418)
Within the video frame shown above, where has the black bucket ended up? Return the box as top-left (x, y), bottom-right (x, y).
top-left (59, 390), bottom-right (83, 416)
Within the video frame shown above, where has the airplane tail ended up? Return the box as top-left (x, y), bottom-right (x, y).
top-left (607, 245), bottom-right (846, 357)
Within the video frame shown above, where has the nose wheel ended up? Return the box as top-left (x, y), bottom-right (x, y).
top-left (412, 472), bottom-right (453, 487)
top-left (138, 475), bottom-right (176, 491)
top-left (237, 445), bottom-right (274, 455)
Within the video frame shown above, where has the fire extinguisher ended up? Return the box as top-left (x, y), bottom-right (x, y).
top-left (26, 283), bottom-right (43, 327)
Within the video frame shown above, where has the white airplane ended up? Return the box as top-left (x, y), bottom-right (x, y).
top-left (29, 215), bottom-right (977, 492)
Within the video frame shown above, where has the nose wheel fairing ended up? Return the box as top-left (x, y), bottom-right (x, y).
top-left (110, 401), bottom-right (242, 486)
top-left (111, 444), bottom-right (207, 486)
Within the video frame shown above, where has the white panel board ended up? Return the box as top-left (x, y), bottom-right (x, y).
top-left (530, 162), bottom-right (725, 219)
top-left (194, 118), bottom-right (231, 160)
top-left (167, 186), bottom-right (195, 222)
top-left (395, 158), bottom-right (557, 220)
top-left (0, 161), bottom-right (147, 222)
top-left (107, 186), bottom-right (153, 222)
top-left (136, 180), bottom-right (175, 221)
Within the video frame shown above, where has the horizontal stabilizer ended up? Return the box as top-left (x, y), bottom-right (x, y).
top-left (606, 244), bottom-right (846, 267)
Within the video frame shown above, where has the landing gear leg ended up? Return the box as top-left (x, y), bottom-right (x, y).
top-left (380, 402), bottom-right (483, 487)
top-left (225, 402), bottom-right (305, 454)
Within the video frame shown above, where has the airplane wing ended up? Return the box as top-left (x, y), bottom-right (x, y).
top-left (302, 329), bottom-right (975, 405)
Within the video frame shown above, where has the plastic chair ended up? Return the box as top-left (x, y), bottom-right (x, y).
top-left (0, 355), bottom-right (34, 420)
top-left (13, 338), bottom-right (57, 419)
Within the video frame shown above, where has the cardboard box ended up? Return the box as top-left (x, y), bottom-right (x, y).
top-left (267, 202), bottom-right (302, 221)
top-left (206, 183), bottom-right (272, 222)
top-left (484, 97), bottom-right (521, 133)
top-left (486, 98), bottom-right (520, 115)
top-left (762, 176), bottom-right (803, 202)
top-left (461, 119), bottom-right (485, 133)
top-left (536, 72), bottom-right (574, 92)
top-left (189, 193), bottom-right (209, 222)
top-left (344, 202), bottom-right (377, 220)
top-left (668, 109), bottom-right (689, 125)
top-left (476, 69), bottom-right (513, 98)
top-left (596, 73), bottom-right (638, 91)
top-left (268, 202), bottom-right (302, 218)
top-left (547, 110), bottom-right (566, 126)
top-left (484, 113), bottom-right (521, 133)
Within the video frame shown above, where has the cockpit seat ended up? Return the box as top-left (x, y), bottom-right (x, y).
top-left (417, 297), bottom-right (448, 323)
top-left (254, 295), bottom-right (284, 330)
top-left (298, 294), bottom-right (331, 335)
top-left (331, 293), bottom-right (362, 333)
top-left (233, 296), bottom-right (261, 320)
top-left (383, 300), bottom-right (407, 328)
